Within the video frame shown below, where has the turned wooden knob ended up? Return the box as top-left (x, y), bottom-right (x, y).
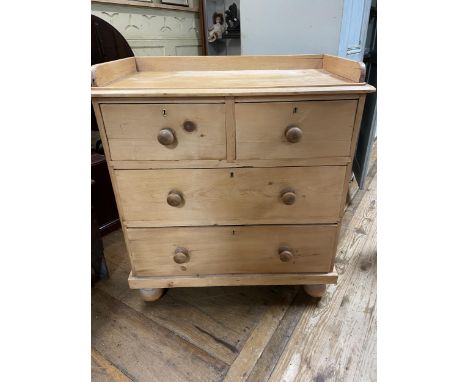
top-left (167, 190), bottom-right (183, 207)
top-left (281, 190), bottom-right (296, 205)
top-left (279, 249), bottom-right (293, 262)
top-left (173, 247), bottom-right (190, 264)
top-left (285, 125), bottom-right (303, 143)
top-left (157, 128), bottom-right (176, 145)
top-left (183, 120), bottom-right (197, 132)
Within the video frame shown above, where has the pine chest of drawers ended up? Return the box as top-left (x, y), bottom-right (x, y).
top-left (91, 54), bottom-right (375, 301)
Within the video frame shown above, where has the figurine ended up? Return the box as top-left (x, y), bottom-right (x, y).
top-left (224, 3), bottom-right (240, 37)
top-left (208, 12), bottom-right (225, 43)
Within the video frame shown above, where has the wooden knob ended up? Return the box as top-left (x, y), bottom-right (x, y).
top-left (157, 128), bottom-right (176, 145)
top-left (173, 247), bottom-right (190, 264)
top-left (279, 249), bottom-right (293, 262)
top-left (167, 190), bottom-right (183, 207)
top-left (183, 120), bottom-right (197, 132)
top-left (281, 190), bottom-right (296, 205)
top-left (285, 126), bottom-right (303, 143)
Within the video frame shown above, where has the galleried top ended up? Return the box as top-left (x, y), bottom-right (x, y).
top-left (91, 54), bottom-right (375, 97)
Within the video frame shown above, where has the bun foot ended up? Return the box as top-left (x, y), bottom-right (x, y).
top-left (139, 288), bottom-right (165, 302)
top-left (303, 284), bottom-right (326, 298)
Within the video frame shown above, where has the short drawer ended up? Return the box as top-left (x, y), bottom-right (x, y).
top-left (115, 166), bottom-right (346, 226)
top-left (235, 100), bottom-right (357, 159)
top-left (100, 103), bottom-right (226, 160)
top-left (127, 225), bottom-right (338, 276)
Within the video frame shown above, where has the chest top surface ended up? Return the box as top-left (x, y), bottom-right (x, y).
top-left (91, 54), bottom-right (375, 98)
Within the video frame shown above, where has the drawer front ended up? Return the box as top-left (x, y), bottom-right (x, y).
top-left (100, 103), bottom-right (226, 160)
top-left (128, 225), bottom-right (338, 276)
top-left (235, 100), bottom-right (357, 159)
top-left (115, 166), bottom-right (346, 226)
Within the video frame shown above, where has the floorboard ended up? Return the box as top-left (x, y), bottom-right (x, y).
top-left (268, 154), bottom-right (377, 382)
top-left (92, 349), bottom-right (132, 382)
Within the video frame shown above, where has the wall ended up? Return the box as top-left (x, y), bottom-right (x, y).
top-left (91, 1), bottom-right (201, 56)
top-left (240, 0), bottom-right (344, 55)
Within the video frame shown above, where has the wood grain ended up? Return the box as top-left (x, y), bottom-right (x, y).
top-left (236, 100), bottom-right (357, 159)
top-left (92, 289), bottom-right (229, 381)
top-left (127, 225), bottom-right (338, 276)
top-left (91, 55), bottom-right (375, 97)
top-left (96, 232), bottom-right (310, 367)
top-left (268, 167), bottom-right (377, 382)
top-left (109, 157), bottom-right (351, 170)
top-left (131, 288), bottom-right (299, 366)
top-left (95, 97), bottom-right (225, 104)
top-left (245, 291), bottom-right (311, 382)
top-left (223, 290), bottom-right (296, 382)
top-left (348, 95), bottom-right (368, 160)
top-left (225, 97), bottom-right (236, 162)
top-left (323, 54), bottom-right (366, 83)
top-left (105, 69), bottom-right (360, 90)
top-left (234, 94), bottom-right (361, 103)
top-left (90, 52), bottom-right (376, 380)
top-left (339, 95), bottom-right (367, 217)
top-left (92, 100), bottom-right (135, 273)
top-left (91, 54), bottom-right (374, 302)
top-left (100, 103), bottom-right (226, 161)
top-left (91, 144), bottom-right (377, 382)
top-left (91, 84), bottom-right (376, 98)
top-left (128, 270), bottom-right (338, 289)
top-left (92, 57), bottom-right (136, 87)
top-left (114, 166), bottom-right (346, 226)
top-left (135, 55), bottom-right (324, 72)
top-left (96, 238), bottom-right (300, 365)
top-left (91, 348), bottom-right (131, 382)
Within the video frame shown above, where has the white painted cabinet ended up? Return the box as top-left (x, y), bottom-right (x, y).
top-left (338, 0), bottom-right (372, 61)
top-left (91, 2), bottom-right (202, 56)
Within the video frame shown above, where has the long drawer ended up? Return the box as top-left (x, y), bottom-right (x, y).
top-left (115, 166), bottom-right (346, 226)
top-left (235, 100), bottom-right (357, 159)
top-left (127, 225), bottom-right (338, 276)
top-left (100, 103), bottom-right (226, 160)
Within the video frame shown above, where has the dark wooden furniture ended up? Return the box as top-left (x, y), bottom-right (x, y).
top-left (91, 15), bottom-right (134, 234)
top-left (92, 180), bottom-right (108, 285)
top-left (91, 152), bottom-right (120, 235)
top-left (91, 15), bottom-right (135, 284)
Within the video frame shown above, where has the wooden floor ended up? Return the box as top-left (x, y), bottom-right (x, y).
top-left (92, 145), bottom-right (377, 382)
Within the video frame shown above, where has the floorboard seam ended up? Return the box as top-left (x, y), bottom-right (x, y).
top-left (92, 347), bottom-right (136, 382)
top-left (94, 288), bottom-right (231, 368)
